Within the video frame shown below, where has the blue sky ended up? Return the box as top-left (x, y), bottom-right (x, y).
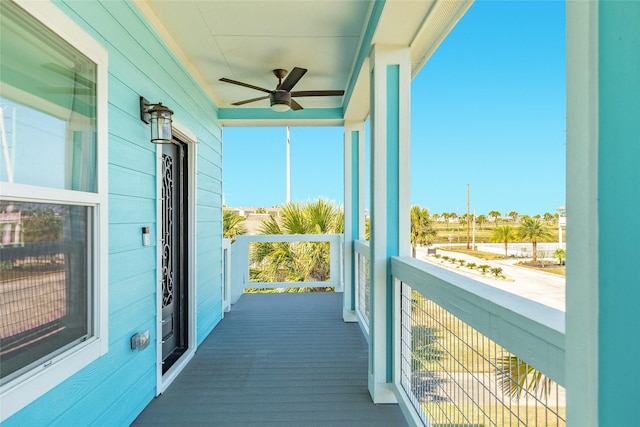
top-left (223, 1), bottom-right (566, 216)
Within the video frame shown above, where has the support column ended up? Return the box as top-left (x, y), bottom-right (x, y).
top-left (343, 121), bottom-right (365, 322)
top-left (368, 45), bottom-right (411, 403)
top-left (567, 2), bottom-right (640, 426)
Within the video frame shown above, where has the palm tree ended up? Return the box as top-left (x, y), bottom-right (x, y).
top-left (488, 210), bottom-right (501, 225)
top-left (441, 212), bottom-right (451, 229)
top-left (517, 218), bottom-right (553, 262)
top-left (251, 199), bottom-right (342, 287)
top-left (478, 264), bottom-right (490, 274)
top-left (364, 215), bottom-right (370, 241)
top-left (476, 214), bottom-right (488, 230)
top-left (543, 212), bottom-right (555, 224)
top-left (491, 225), bottom-right (517, 258)
top-left (508, 211), bottom-right (519, 223)
top-left (410, 205), bottom-right (436, 258)
top-left (554, 248), bottom-right (566, 265)
top-left (222, 210), bottom-right (247, 241)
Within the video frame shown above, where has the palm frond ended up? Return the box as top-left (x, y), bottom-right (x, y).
top-left (495, 354), bottom-right (554, 400)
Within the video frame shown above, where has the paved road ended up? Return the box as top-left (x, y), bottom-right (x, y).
top-left (415, 246), bottom-right (566, 311)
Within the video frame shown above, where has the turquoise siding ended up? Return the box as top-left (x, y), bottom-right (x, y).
top-left (598, 1), bottom-right (640, 425)
top-left (5, 1), bottom-right (223, 425)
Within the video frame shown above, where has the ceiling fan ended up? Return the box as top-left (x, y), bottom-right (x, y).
top-left (219, 67), bottom-right (344, 112)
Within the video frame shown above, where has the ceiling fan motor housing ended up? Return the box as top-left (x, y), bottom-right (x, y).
top-left (270, 91), bottom-right (291, 112)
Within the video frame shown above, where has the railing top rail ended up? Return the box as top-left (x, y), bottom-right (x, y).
top-left (354, 239), bottom-right (369, 254)
top-left (391, 255), bottom-right (565, 385)
top-left (222, 238), bottom-right (231, 250)
top-left (234, 233), bottom-right (342, 244)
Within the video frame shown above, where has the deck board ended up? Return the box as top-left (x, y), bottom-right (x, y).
top-left (132, 292), bottom-right (407, 426)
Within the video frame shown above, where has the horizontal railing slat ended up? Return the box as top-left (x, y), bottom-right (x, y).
top-left (245, 281), bottom-right (332, 289)
top-left (236, 234), bottom-right (341, 243)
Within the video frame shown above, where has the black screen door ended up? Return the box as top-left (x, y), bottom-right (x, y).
top-left (160, 140), bottom-right (188, 373)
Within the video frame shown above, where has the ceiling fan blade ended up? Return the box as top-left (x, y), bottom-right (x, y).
top-left (291, 90), bottom-right (345, 97)
top-left (290, 99), bottom-right (303, 111)
top-left (278, 67), bottom-right (307, 91)
top-left (231, 95), bottom-right (270, 106)
top-left (219, 78), bottom-right (272, 94)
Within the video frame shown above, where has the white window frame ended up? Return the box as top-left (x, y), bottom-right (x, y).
top-left (0, 0), bottom-right (108, 421)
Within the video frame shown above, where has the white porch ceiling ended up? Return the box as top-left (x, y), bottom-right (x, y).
top-left (135, 0), bottom-right (472, 125)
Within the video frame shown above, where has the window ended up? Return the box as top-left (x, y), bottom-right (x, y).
top-left (0, 202), bottom-right (92, 384)
top-left (0, 0), bottom-right (107, 421)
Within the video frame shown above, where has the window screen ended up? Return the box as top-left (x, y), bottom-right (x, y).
top-left (0, 201), bottom-right (92, 385)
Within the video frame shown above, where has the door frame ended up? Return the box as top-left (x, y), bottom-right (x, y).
top-left (155, 120), bottom-right (198, 394)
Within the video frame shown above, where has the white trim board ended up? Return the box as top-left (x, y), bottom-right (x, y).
top-left (155, 123), bottom-right (198, 395)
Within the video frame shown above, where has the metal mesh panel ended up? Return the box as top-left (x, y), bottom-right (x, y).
top-left (0, 253), bottom-right (67, 339)
top-left (400, 283), bottom-right (565, 427)
top-left (356, 252), bottom-right (370, 329)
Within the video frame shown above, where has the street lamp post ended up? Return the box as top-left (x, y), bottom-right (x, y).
top-left (556, 205), bottom-right (566, 248)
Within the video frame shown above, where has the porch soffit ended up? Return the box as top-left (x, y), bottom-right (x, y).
top-left (135, 0), bottom-right (473, 126)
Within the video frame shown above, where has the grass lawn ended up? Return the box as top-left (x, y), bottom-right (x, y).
top-left (411, 291), bottom-right (566, 426)
top-left (412, 290), bottom-right (505, 374)
top-left (438, 246), bottom-right (505, 261)
top-left (431, 221), bottom-right (565, 245)
top-left (516, 262), bottom-right (566, 277)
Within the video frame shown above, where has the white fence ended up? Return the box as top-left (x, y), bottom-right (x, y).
top-left (229, 234), bottom-right (343, 304)
top-left (474, 242), bottom-right (566, 258)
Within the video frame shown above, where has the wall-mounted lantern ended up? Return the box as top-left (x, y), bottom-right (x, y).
top-left (140, 96), bottom-right (174, 144)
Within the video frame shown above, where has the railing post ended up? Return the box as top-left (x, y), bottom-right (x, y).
top-left (222, 238), bottom-right (232, 312)
top-left (230, 235), bottom-right (249, 304)
top-left (343, 121), bottom-right (365, 322)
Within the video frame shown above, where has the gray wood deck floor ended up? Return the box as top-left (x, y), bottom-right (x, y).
top-left (132, 292), bottom-right (408, 426)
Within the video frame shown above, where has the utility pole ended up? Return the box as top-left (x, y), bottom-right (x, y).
top-left (466, 184), bottom-right (471, 249)
top-left (472, 208), bottom-right (476, 251)
top-left (286, 126), bottom-right (291, 203)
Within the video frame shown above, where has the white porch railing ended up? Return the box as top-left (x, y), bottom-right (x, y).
top-left (354, 239), bottom-right (370, 339)
top-left (230, 234), bottom-right (343, 304)
top-left (390, 256), bottom-right (565, 426)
